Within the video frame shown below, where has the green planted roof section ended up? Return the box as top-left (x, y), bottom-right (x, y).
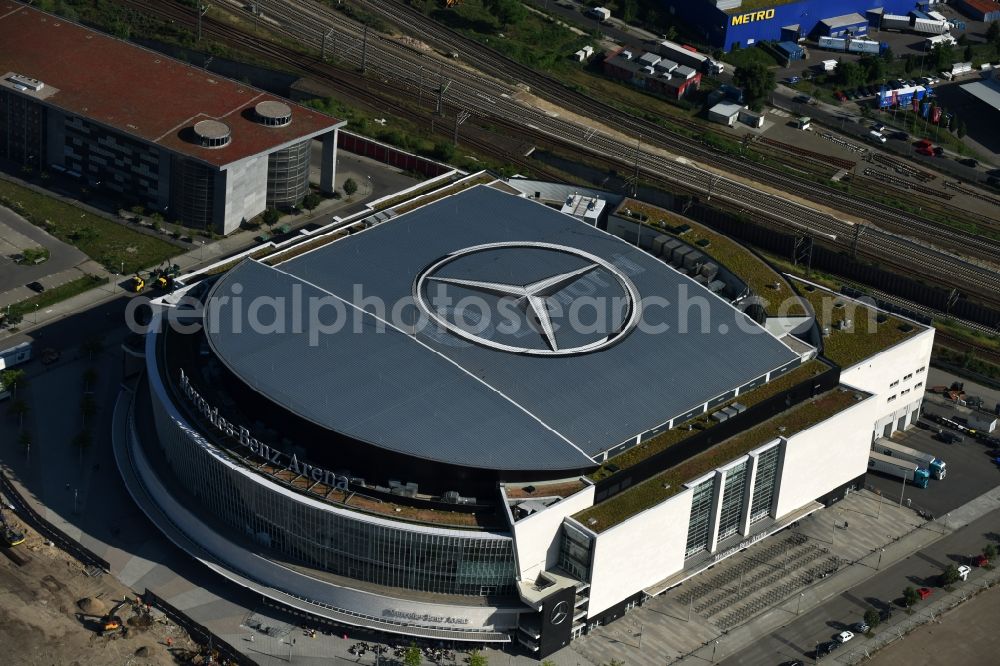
top-left (617, 200), bottom-right (805, 316)
top-left (588, 358), bottom-right (827, 481)
top-left (575, 387), bottom-right (861, 532)
top-left (796, 281), bottom-right (920, 368)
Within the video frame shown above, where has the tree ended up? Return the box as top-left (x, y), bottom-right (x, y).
top-left (467, 651), bottom-right (488, 666)
top-left (7, 398), bottom-right (29, 430)
top-left (733, 62), bottom-right (776, 111)
top-left (881, 45), bottom-right (895, 63)
top-left (931, 43), bottom-right (955, 72)
top-left (403, 645), bottom-right (421, 666)
top-left (858, 55), bottom-right (885, 83)
top-left (484, 0), bottom-right (525, 28)
top-left (964, 45), bottom-right (974, 62)
top-left (620, 0), bottom-right (638, 23)
top-left (864, 608), bottom-right (881, 632)
top-left (302, 192), bottom-right (322, 210)
top-left (82, 367), bottom-right (98, 391)
top-left (262, 208), bottom-right (281, 226)
top-left (0, 368), bottom-right (26, 399)
top-left (941, 564), bottom-right (960, 586)
top-left (80, 337), bottom-right (103, 362)
top-left (80, 394), bottom-right (97, 427)
top-left (984, 543), bottom-right (998, 561)
top-left (902, 586), bottom-right (920, 608)
top-left (837, 61), bottom-right (864, 89)
top-left (988, 21), bottom-right (1000, 45)
top-left (343, 178), bottom-right (358, 196)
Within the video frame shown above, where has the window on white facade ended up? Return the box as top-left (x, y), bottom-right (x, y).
top-left (889, 380), bottom-right (899, 388)
top-left (887, 395), bottom-right (897, 402)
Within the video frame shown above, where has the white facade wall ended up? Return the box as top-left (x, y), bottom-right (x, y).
top-left (840, 327), bottom-right (934, 440)
top-left (218, 154), bottom-right (268, 235)
top-left (586, 489), bottom-right (694, 617)
top-left (510, 484), bottom-right (596, 582)
top-left (773, 393), bottom-right (878, 519)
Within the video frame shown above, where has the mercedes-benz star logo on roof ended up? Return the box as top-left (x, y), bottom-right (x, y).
top-left (415, 242), bottom-right (640, 356)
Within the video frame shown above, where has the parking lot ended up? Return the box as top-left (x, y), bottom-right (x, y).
top-left (720, 507), bottom-right (1000, 665)
top-left (864, 412), bottom-right (1000, 519)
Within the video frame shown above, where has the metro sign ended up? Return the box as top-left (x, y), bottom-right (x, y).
top-left (732, 8), bottom-right (776, 26)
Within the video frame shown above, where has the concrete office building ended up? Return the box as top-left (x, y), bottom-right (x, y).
top-left (0, 2), bottom-right (344, 234)
top-left (116, 178), bottom-right (933, 657)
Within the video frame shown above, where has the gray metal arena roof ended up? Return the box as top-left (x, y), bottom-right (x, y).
top-left (204, 185), bottom-right (799, 472)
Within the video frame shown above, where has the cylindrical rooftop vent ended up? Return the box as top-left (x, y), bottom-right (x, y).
top-left (193, 119), bottom-right (231, 148)
top-left (255, 100), bottom-right (292, 127)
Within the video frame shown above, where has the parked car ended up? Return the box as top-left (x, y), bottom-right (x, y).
top-left (894, 131), bottom-right (910, 141)
top-left (872, 122), bottom-right (886, 132)
top-left (816, 641), bottom-right (840, 656)
top-left (835, 90), bottom-right (848, 101)
top-left (26, 281), bottom-right (44, 293)
top-left (936, 430), bottom-right (962, 443)
top-left (835, 630), bottom-right (855, 643)
top-left (958, 564), bottom-right (972, 580)
top-left (878, 608), bottom-right (893, 622)
top-left (973, 554), bottom-right (989, 567)
top-left (851, 621), bottom-right (870, 633)
top-left (958, 157), bottom-right (978, 168)
top-left (933, 146), bottom-right (945, 157)
top-left (855, 87), bottom-right (868, 98)
top-left (787, 76), bottom-right (801, 84)
top-left (917, 146), bottom-right (934, 156)
top-left (917, 587), bottom-right (933, 600)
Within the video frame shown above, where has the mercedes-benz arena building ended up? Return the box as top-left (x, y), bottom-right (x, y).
top-left (117, 179), bottom-right (933, 657)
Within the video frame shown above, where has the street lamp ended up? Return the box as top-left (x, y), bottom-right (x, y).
top-left (876, 547), bottom-right (885, 571)
top-left (797, 592), bottom-right (804, 615)
top-left (899, 469), bottom-right (908, 507)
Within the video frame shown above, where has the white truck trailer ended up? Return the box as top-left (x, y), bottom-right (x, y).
top-left (872, 438), bottom-right (946, 479)
top-left (868, 452), bottom-right (930, 488)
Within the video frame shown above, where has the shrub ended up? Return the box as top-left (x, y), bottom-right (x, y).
top-left (343, 178), bottom-right (358, 196)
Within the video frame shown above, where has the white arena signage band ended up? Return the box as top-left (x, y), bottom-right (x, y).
top-left (178, 369), bottom-right (349, 491)
top-left (712, 529), bottom-right (770, 563)
top-left (381, 609), bottom-right (470, 625)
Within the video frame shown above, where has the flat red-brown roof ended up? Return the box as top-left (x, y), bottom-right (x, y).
top-left (0, 2), bottom-right (343, 168)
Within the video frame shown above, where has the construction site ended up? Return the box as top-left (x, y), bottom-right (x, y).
top-left (0, 492), bottom-right (207, 665)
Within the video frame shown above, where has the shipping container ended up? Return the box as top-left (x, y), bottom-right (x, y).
top-left (818, 36), bottom-right (848, 51)
top-left (913, 18), bottom-right (949, 35)
top-left (848, 39), bottom-right (881, 54)
top-left (881, 14), bottom-right (912, 30)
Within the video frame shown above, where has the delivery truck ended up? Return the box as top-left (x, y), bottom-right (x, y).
top-left (868, 452), bottom-right (930, 488)
top-left (872, 438), bottom-right (946, 479)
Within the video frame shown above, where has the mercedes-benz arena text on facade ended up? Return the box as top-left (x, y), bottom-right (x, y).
top-left (117, 180), bottom-right (933, 657)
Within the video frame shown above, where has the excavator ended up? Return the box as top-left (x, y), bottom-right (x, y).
top-left (99, 600), bottom-right (129, 636)
top-left (0, 507), bottom-right (25, 547)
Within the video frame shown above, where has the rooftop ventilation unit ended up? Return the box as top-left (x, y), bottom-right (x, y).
top-left (6, 73), bottom-right (44, 91)
top-left (254, 100), bottom-right (293, 127)
top-left (193, 120), bottom-right (232, 148)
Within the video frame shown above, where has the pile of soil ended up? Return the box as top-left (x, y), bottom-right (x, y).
top-left (77, 598), bottom-right (106, 616)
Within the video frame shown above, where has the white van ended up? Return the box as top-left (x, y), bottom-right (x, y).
top-left (868, 130), bottom-right (886, 144)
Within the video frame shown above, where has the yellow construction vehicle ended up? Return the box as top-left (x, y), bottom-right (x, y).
top-left (444, 0), bottom-right (463, 7)
top-left (0, 509), bottom-right (25, 547)
top-left (100, 600), bottom-right (128, 636)
top-left (130, 274), bottom-right (145, 293)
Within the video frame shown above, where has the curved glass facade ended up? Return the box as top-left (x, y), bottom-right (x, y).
top-left (266, 139), bottom-right (311, 207)
top-left (147, 339), bottom-right (517, 598)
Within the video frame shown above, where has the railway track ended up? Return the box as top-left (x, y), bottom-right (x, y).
top-left (102, 0), bottom-right (1000, 310)
top-left (318, 0), bottom-right (1000, 257)
top-left (935, 330), bottom-right (1000, 367)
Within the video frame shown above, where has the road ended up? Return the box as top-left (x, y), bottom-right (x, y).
top-left (720, 508), bottom-right (1000, 665)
